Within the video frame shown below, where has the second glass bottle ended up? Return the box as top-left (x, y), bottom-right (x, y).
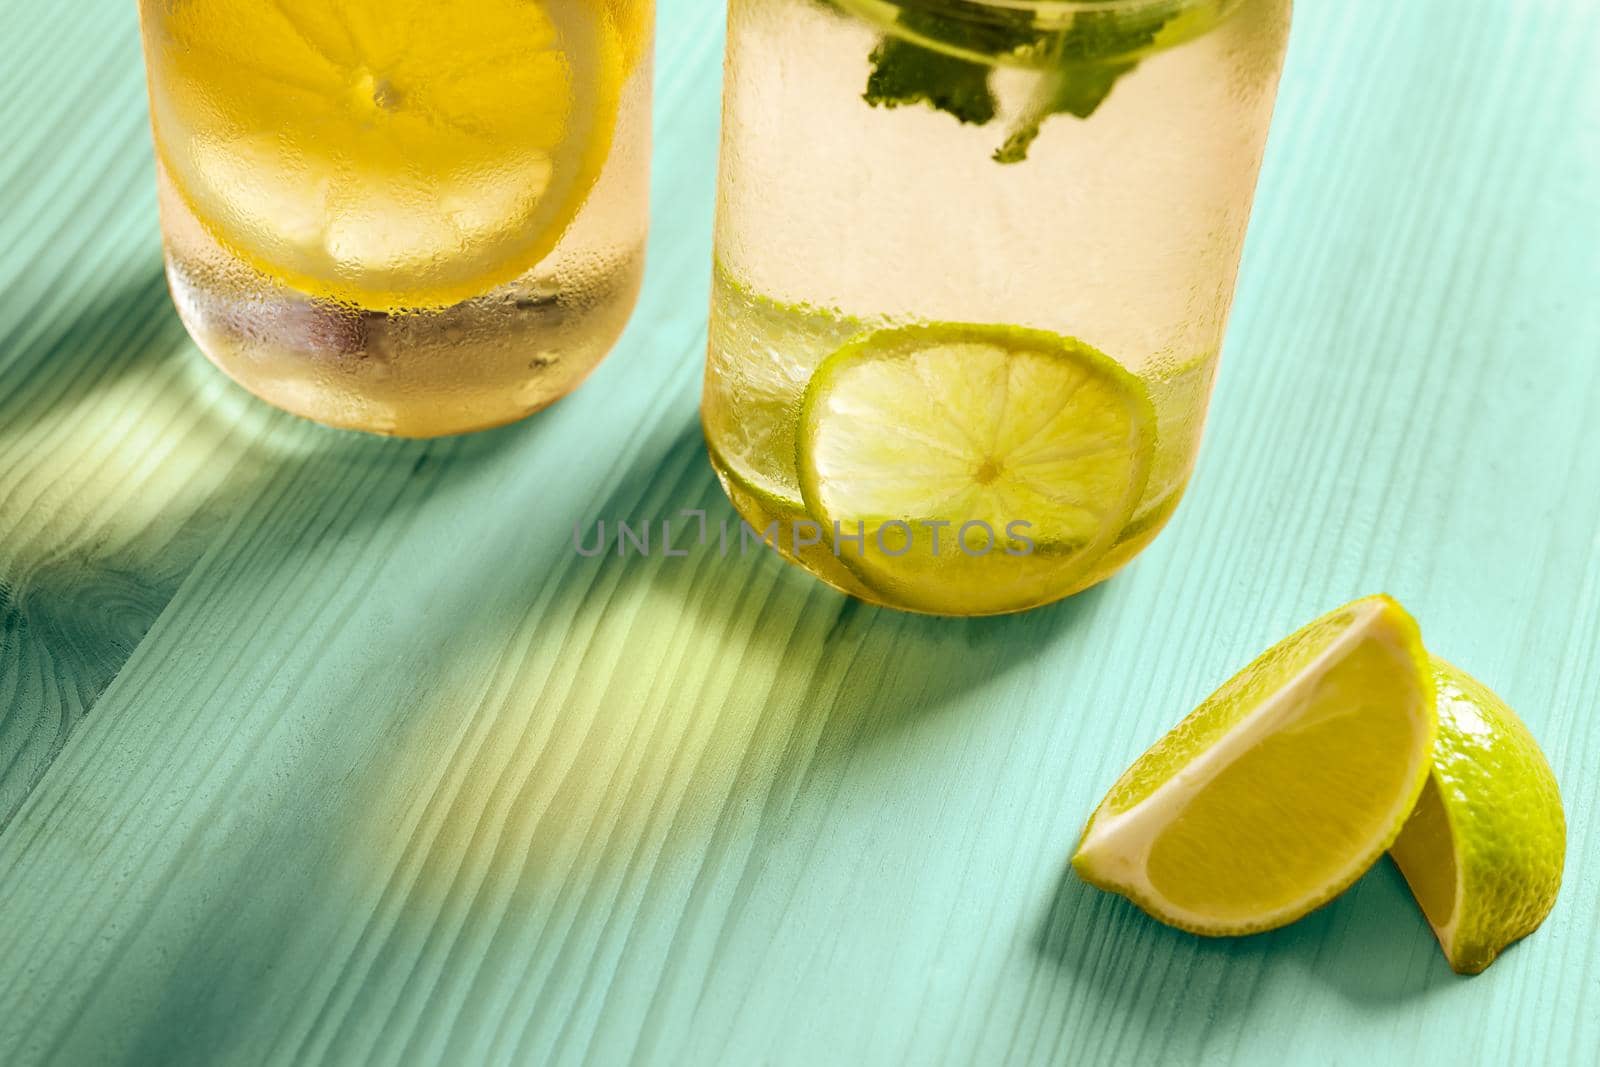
top-left (704, 0), bottom-right (1291, 614)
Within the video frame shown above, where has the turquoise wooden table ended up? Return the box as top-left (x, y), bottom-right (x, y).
top-left (2, 2), bottom-right (1597, 1064)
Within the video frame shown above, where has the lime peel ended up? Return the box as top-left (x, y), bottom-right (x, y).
top-left (1390, 657), bottom-right (1565, 974)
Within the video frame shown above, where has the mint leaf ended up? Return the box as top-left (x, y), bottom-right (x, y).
top-left (1054, 8), bottom-right (1173, 61)
top-left (856, 3), bottom-right (1179, 163)
top-left (993, 60), bottom-right (1135, 163)
top-left (864, 36), bottom-right (997, 125)
top-left (862, 6), bottom-right (1037, 126)
top-left (992, 7), bottom-right (1172, 164)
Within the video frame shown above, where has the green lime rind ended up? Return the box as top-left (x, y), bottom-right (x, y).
top-left (1390, 658), bottom-right (1566, 974)
top-left (796, 321), bottom-right (1155, 615)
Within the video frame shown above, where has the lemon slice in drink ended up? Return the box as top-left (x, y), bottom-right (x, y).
top-left (1073, 596), bottom-right (1437, 935)
top-left (145, 0), bottom-right (621, 311)
top-left (605, 0), bottom-right (652, 76)
top-left (795, 323), bottom-right (1154, 615)
top-left (1390, 658), bottom-right (1565, 974)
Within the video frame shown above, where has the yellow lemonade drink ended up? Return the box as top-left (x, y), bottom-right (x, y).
top-left (138, 0), bottom-right (652, 436)
top-left (704, 0), bottom-right (1290, 614)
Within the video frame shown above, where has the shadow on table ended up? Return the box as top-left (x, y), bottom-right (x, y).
top-left (1032, 850), bottom-right (1455, 1052)
top-left (1, 269), bottom-right (182, 387)
top-left (599, 420), bottom-right (1114, 748)
top-left (1, 268), bottom-right (213, 829)
top-left (2, 269), bottom-right (593, 1063)
top-left (93, 415), bottom-right (1115, 1060)
top-left (0, 265), bottom-right (543, 831)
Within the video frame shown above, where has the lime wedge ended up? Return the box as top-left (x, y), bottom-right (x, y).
top-left (1073, 595), bottom-right (1437, 935)
top-left (795, 323), bottom-right (1155, 615)
top-left (1390, 658), bottom-right (1565, 973)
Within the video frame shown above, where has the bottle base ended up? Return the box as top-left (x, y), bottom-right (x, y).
top-left (705, 435), bottom-right (1190, 617)
top-left (164, 247), bottom-right (644, 438)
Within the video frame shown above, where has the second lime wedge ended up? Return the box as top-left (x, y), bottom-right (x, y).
top-left (1390, 658), bottom-right (1565, 974)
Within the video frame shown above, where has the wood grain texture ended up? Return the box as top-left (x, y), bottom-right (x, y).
top-left (1, 1), bottom-right (1597, 1064)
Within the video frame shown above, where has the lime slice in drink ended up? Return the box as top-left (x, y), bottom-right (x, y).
top-left (146, 0), bottom-right (623, 311)
top-left (1390, 658), bottom-right (1565, 974)
top-left (1073, 595), bottom-right (1437, 935)
top-left (795, 323), bottom-right (1154, 615)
